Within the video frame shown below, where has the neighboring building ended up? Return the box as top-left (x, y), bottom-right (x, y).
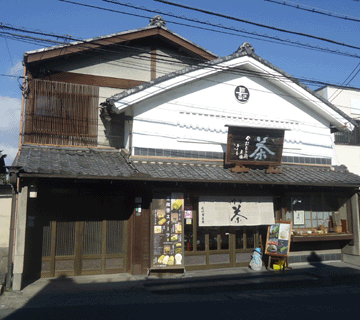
top-left (0, 151), bottom-right (12, 289)
top-left (317, 86), bottom-right (360, 176)
top-left (8, 16), bottom-right (360, 290)
top-left (0, 185), bottom-right (12, 273)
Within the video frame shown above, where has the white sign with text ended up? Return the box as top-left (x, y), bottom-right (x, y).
top-left (199, 196), bottom-right (275, 226)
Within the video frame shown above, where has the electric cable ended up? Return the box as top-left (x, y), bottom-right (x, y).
top-left (3, 26), bottom-right (360, 106)
top-left (2, 13), bottom-right (360, 108)
top-left (57, 0), bottom-right (360, 61)
top-left (2, 22), bottom-right (355, 90)
top-left (264, 0), bottom-right (360, 23)
top-left (153, 0), bottom-right (360, 51)
top-left (329, 62), bottom-right (360, 102)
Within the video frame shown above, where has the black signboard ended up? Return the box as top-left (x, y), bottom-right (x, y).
top-left (225, 126), bottom-right (285, 166)
top-left (150, 193), bottom-right (185, 270)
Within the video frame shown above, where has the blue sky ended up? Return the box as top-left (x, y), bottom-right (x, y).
top-left (1, 0), bottom-right (360, 165)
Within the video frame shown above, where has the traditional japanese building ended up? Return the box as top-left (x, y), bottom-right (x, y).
top-left (8, 16), bottom-right (360, 290)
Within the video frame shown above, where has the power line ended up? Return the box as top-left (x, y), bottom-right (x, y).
top-left (2, 21), bottom-right (360, 93)
top-left (264, 0), bottom-right (360, 23)
top-left (0, 73), bottom-right (23, 78)
top-left (56, 0), bottom-right (360, 62)
top-left (3, 18), bottom-right (360, 107)
top-left (0, 23), bottom-right (74, 42)
top-left (4, 37), bottom-right (14, 67)
top-left (1, 40), bottom-right (357, 120)
top-left (154, 0), bottom-right (360, 51)
top-left (0, 24), bottom-right (199, 74)
top-left (329, 62), bottom-right (360, 102)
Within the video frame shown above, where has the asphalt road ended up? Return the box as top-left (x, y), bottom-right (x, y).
top-left (1, 282), bottom-right (360, 320)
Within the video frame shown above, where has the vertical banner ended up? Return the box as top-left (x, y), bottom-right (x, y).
top-left (151, 193), bottom-right (185, 270)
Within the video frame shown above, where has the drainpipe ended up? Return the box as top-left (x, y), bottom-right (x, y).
top-left (5, 167), bottom-right (20, 290)
top-left (125, 115), bottom-right (133, 155)
top-left (104, 99), bottom-right (133, 155)
top-left (18, 65), bottom-right (28, 150)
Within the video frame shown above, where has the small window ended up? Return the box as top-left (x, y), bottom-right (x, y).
top-left (334, 120), bottom-right (360, 146)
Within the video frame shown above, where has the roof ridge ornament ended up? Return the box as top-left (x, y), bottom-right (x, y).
top-left (149, 15), bottom-right (167, 28)
top-left (236, 42), bottom-right (255, 55)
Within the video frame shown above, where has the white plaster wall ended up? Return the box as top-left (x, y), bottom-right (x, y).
top-left (0, 190), bottom-right (12, 248)
top-left (49, 47), bottom-right (195, 83)
top-left (70, 54), bottom-right (151, 81)
top-left (47, 48), bottom-right (152, 82)
top-left (318, 87), bottom-right (360, 118)
top-left (318, 87), bottom-right (360, 173)
top-left (98, 87), bottom-right (125, 147)
top-left (156, 49), bottom-right (195, 77)
top-left (334, 145), bottom-right (360, 175)
top-left (131, 71), bottom-right (333, 159)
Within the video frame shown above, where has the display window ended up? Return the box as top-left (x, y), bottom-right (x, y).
top-left (284, 193), bottom-right (352, 236)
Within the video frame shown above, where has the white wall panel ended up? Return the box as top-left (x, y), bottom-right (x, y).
top-left (131, 71), bottom-right (333, 159)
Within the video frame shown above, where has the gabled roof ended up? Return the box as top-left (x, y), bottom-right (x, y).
top-left (13, 145), bottom-right (360, 188)
top-left (106, 42), bottom-right (357, 131)
top-left (23, 16), bottom-right (218, 64)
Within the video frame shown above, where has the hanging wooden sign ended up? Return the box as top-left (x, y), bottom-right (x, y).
top-left (225, 126), bottom-right (285, 168)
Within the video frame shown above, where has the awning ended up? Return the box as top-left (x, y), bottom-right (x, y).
top-left (13, 145), bottom-right (360, 188)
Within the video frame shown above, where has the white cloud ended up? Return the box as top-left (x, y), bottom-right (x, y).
top-left (0, 96), bottom-right (21, 130)
top-left (8, 60), bottom-right (23, 77)
top-left (0, 96), bottom-right (21, 165)
top-left (0, 143), bottom-right (18, 166)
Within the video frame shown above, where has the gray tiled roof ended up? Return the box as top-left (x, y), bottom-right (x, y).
top-left (13, 145), bottom-right (360, 187)
top-left (14, 145), bottom-right (136, 178)
top-left (131, 158), bottom-right (360, 187)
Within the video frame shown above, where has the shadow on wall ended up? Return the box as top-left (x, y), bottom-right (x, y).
top-left (100, 111), bottom-right (125, 149)
top-left (307, 252), bottom-right (323, 264)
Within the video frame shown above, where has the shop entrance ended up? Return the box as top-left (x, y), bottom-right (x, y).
top-left (184, 211), bottom-right (263, 270)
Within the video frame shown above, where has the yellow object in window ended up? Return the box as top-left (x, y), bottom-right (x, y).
top-left (158, 218), bottom-right (166, 225)
top-left (173, 199), bottom-right (182, 210)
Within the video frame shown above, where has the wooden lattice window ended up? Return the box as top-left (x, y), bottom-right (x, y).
top-left (24, 79), bottom-right (99, 146)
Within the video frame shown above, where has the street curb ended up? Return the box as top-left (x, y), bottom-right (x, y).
top-left (143, 272), bottom-right (323, 294)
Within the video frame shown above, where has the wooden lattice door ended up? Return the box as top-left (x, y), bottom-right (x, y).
top-left (41, 219), bottom-right (128, 277)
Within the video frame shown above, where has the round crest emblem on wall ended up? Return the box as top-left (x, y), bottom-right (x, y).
top-left (234, 86), bottom-right (250, 103)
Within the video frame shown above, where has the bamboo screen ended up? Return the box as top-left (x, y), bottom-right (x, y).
top-left (24, 79), bottom-right (99, 146)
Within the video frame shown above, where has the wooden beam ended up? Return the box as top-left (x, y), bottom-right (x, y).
top-left (291, 234), bottom-right (354, 242)
top-left (151, 47), bottom-right (156, 81)
top-left (25, 28), bottom-right (217, 64)
top-left (25, 28), bottom-right (161, 64)
top-left (46, 71), bottom-right (145, 89)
